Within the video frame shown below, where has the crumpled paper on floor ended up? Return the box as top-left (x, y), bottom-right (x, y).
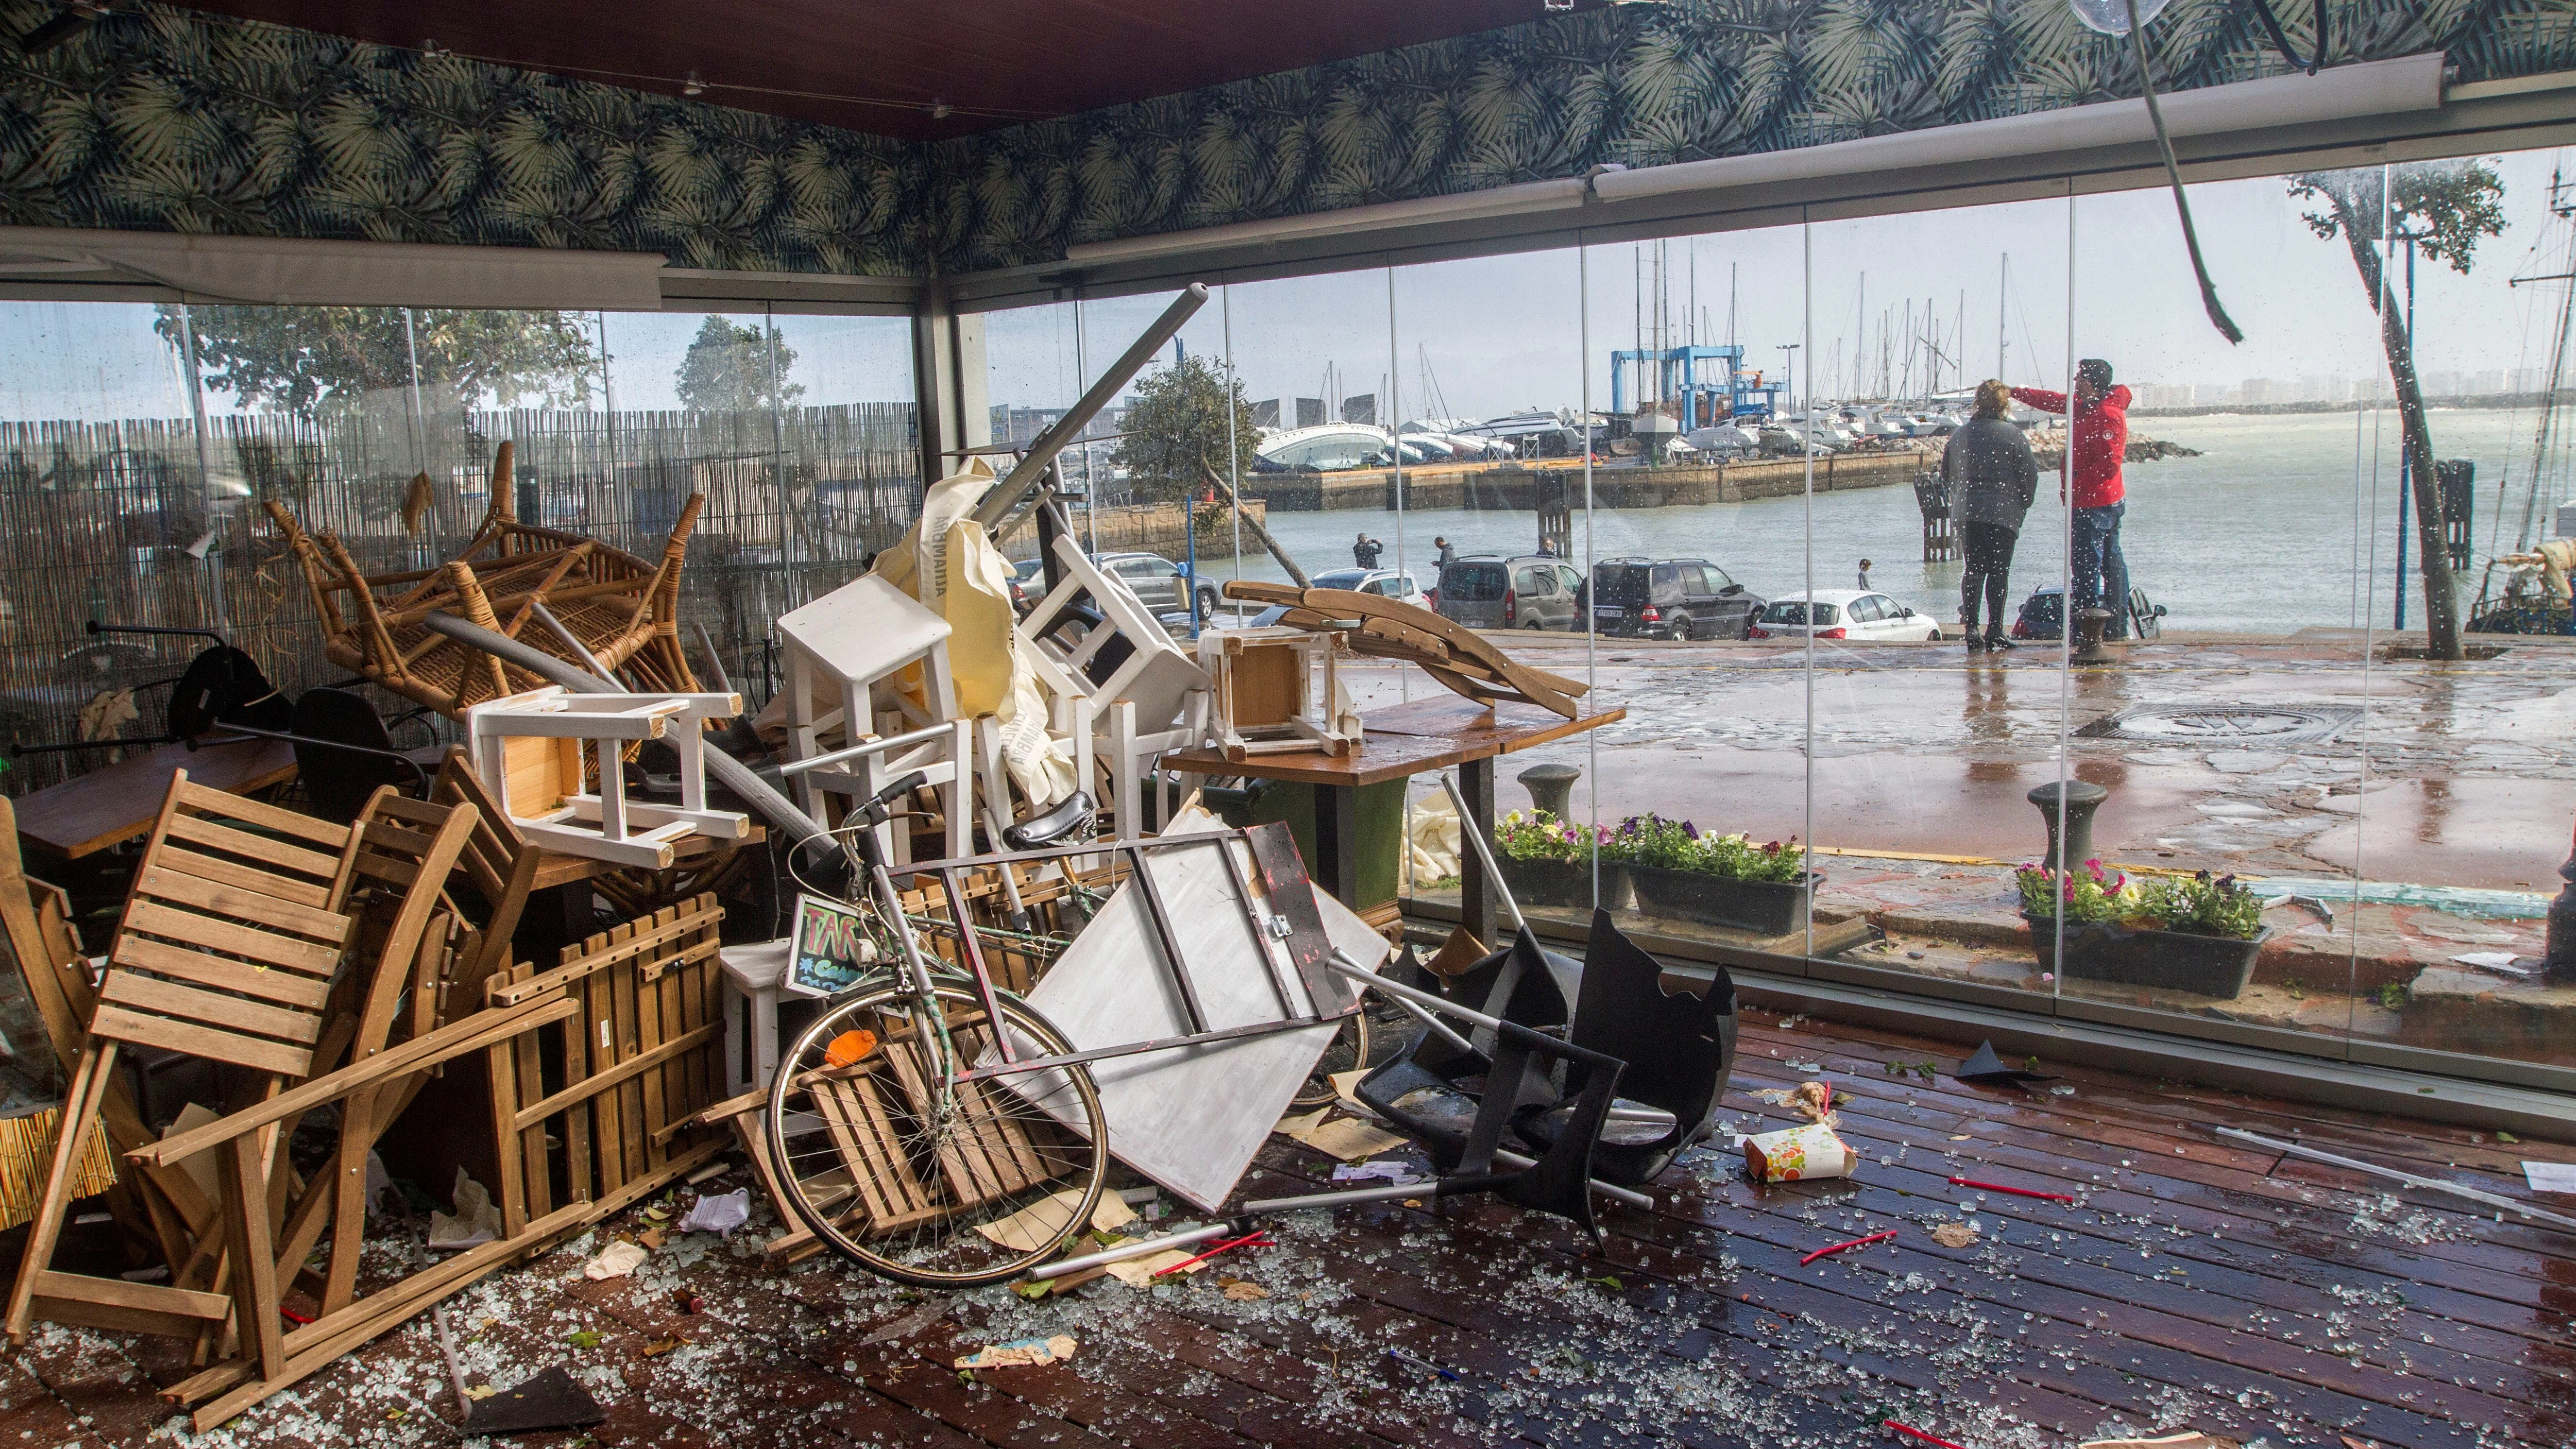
top-left (583, 1239), bottom-right (651, 1281)
top-left (1280, 1111), bottom-right (1408, 1162)
top-left (1750, 1080), bottom-right (1836, 1126)
top-left (956, 1334), bottom-right (1077, 1370)
top-left (428, 1168), bottom-right (501, 1251)
top-left (677, 1188), bottom-right (751, 1237)
top-left (1104, 1250), bottom-right (1207, 1287)
top-left (975, 1188), bottom-right (1137, 1252)
top-left (1929, 1221), bottom-right (1980, 1249)
top-left (1333, 1160), bottom-right (1421, 1184)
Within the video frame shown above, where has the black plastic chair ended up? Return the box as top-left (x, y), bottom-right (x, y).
top-left (1353, 926), bottom-right (1572, 1173)
top-left (1515, 908), bottom-right (1737, 1187)
top-left (288, 687), bottom-right (417, 824)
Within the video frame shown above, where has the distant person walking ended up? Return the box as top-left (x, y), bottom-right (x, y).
top-left (2012, 359), bottom-right (2132, 639)
top-left (1942, 379), bottom-right (2040, 652)
top-left (1855, 558), bottom-right (1873, 591)
top-left (1433, 536), bottom-right (1456, 573)
top-left (1353, 532), bottom-right (1383, 569)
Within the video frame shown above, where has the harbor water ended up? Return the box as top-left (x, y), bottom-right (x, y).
top-left (1184, 408), bottom-right (2562, 635)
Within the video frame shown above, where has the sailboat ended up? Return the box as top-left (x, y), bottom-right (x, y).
top-left (2469, 165), bottom-right (2576, 635)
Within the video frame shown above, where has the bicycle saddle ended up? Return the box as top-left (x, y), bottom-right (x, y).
top-left (1003, 790), bottom-right (1096, 849)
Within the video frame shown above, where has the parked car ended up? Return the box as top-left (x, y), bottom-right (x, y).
top-left (2010, 584), bottom-right (2167, 641)
top-left (1589, 557), bottom-right (1762, 640)
top-left (1434, 554), bottom-right (1587, 631)
top-left (1310, 567), bottom-right (1427, 611)
top-left (1007, 556), bottom-right (1047, 610)
top-left (1094, 551), bottom-right (1219, 619)
top-left (1746, 589), bottom-right (1943, 641)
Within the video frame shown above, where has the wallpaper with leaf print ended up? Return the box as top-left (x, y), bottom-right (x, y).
top-left (0, 1), bottom-right (2565, 279)
top-left (0, 1), bottom-right (926, 274)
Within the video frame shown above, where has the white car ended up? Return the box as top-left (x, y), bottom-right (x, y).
top-left (1309, 567), bottom-right (1428, 611)
top-left (1746, 589), bottom-right (1942, 641)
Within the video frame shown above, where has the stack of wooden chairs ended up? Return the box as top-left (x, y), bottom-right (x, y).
top-left (262, 441), bottom-right (707, 720)
top-left (0, 765), bottom-right (731, 1431)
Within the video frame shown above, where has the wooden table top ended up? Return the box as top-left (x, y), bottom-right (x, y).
top-left (1161, 695), bottom-right (1624, 788)
top-left (16, 737), bottom-right (298, 859)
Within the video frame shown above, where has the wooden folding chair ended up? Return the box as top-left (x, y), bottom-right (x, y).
top-left (5, 772), bottom-right (364, 1348)
top-left (429, 745), bottom-right (540, 1003)
top-left (0, 797), bottom-right (210, 1262)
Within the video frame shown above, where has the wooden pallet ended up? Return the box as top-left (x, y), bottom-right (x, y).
top-left (482, 895), bottom-right (728, 1237)
top-left (876, 1022), bottom-right (1061, 1211)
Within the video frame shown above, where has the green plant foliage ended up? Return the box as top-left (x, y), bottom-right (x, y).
top-left (160, 304), bottom-right (596, 417)
top-left (1110, 355), bottom-right (1259, 503)
top-left (2014, 859), bottom-right (2132, 925)
top-left (1495, 808), bottom-right (1606, 864)
top-left (674, 315), bottom-right (803, 412)
top-left (1599, 813), bottom-right (1804, 881)
top-left (2130, 870), bottom-right (2266, 940)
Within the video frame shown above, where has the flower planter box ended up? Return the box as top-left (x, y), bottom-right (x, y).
top-left (2022, 914), bottom-right (2270, 999)
top-left (1626, 865), bottom-right (1816, 936)
top-left (1500, 855), bottom-right (1631, 911)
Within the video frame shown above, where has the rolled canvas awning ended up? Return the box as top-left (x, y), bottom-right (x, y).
top-left (0, 227), bottom-right (668, 310)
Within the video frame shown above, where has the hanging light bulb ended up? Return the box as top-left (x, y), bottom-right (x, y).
top-left (682, 70), bottom-right (704, 96)
top-left (2066, 0), bottom-right (2170, 35)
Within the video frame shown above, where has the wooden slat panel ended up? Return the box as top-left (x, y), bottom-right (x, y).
top-left (106, 936), bottom-right (336, 1011)
top-left (99, 973), bottom-right (321, 1046)
top-left (509, 1024), bottom-right (719, 1130)
top-left (135, 865), bottom-right (351, 941)
top-left (120, 902), bottom-right (345, 976)
top-left (172, 784), bottom-right (350, 847)
top-left (163, 816), bottom-right (341, 885)
top-left (154, 844), bottom-right (334, 910)
top-left (357, 819), bottom-right (441, 859)
top-left (87, 1005), bottom-right (312, 1077)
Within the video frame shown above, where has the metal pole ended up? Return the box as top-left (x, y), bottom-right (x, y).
top-left (174, 303), bottom-right (229, 634)
top-left (2394, 237), bottom-right (2414, 632)
top-left (972, 284), bottom-right (1210, 529)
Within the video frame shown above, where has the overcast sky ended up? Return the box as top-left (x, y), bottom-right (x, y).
top-left (1, 147), bottom-right (2566, 426)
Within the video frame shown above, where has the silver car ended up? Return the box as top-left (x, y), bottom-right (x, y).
top-left (1434, 554), bottom-right (1586, 631)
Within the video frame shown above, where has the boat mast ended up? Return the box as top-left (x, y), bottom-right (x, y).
top-left (1998, 253), bottom-right (2010, 381)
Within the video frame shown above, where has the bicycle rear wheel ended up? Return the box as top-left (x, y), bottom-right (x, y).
top-left (765, 982), bottom-right (1109, 1287)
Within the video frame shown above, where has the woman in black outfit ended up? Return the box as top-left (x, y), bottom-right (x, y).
top-left (1941, 379), bottom-right (2038, 652)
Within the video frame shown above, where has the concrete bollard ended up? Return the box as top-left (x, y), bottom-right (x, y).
top-left (1518, 762), bottom-right (1580, 820)
top-left (2027, 779), bottom-right (2109, 874)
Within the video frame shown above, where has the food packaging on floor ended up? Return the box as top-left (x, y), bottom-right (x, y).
top-left (1743, 1123), bottom-right (1854, 1183)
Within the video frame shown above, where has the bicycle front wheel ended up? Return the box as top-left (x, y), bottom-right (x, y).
top-left (765, 983), bottom-right (1110, 1287)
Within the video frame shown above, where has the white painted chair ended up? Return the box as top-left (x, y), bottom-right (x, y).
top-left (1014, 536), bottom-right (1211, 833)
top-left (717, 939), bottom-right (791, 1097)
top-left (777, 574), bottom-right (972, 865)
top-left (465, 686), bottom-right (748, 868)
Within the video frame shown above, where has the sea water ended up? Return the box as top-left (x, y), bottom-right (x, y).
top-left (1197, 408), bottom-right (2567, 635)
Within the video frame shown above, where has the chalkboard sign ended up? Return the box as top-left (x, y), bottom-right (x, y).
top-left (786, 893), bottom-right (876, 998)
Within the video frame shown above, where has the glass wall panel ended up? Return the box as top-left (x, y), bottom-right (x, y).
top-left (0, 301), bottom-right (225, 788)
top-left (1798, 201), bottom-right (2070, 998)
top-left (2341, 148), bottom-right (2576, 1071)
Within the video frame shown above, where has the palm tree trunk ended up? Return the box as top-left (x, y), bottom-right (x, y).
top-left (2332, 196), bottom-right (2462, 659)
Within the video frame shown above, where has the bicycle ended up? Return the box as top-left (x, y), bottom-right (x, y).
top-left (763, 774), bottom-right (1113, 1287)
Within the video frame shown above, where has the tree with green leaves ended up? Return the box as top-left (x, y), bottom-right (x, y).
top-left (2289, 160), bottom-right (2507, 660)
top-left (156, 306), bottom-right (598, 417)
top-left (674, 316), bottom-right (804, 412)
top-left (1111, 354), bottom-right (1259, 504)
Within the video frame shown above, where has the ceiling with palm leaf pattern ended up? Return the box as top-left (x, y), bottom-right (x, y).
top-left (0, 0), bottom-right (2564, 281)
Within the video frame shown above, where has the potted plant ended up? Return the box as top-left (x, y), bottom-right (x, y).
top-left (1607, 814), bottom-right (1815, 935)
top-left (2017, 863), bottom-right (2270, 998)
top-left (1494, 810), bottom-right (1629, 910)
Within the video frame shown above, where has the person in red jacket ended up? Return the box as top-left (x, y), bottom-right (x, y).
top-left (2011, 359), bottom-right (2132, 639)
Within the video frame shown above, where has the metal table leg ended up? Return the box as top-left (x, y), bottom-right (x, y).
top-left (1311, 782), bottom-right (1360, 904)
top-left (1458, 757), bottom-right (1495, 945)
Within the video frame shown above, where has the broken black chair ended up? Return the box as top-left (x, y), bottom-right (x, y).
top-left (1514, 907), bottom-right (1737, 1187)
top-left (1354, 923), bottom-right (1572, 1173)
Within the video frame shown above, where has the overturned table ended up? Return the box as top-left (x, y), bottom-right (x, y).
top-left (1162, 694), bottom-right (1623, 934)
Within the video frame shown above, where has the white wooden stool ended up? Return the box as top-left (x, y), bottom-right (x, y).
top-left (718, 939), bottom-right (792, 1098)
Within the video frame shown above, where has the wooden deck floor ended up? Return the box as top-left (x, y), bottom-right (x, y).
top-left (5, 1006), bottom-right (2573, 1448)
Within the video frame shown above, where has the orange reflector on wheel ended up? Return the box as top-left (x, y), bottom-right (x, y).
top-left (824, 1029), bottom-right (879, 1068)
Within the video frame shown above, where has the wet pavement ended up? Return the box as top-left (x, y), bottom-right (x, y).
top-left (1347, 629), bottom-right (2576, 891)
